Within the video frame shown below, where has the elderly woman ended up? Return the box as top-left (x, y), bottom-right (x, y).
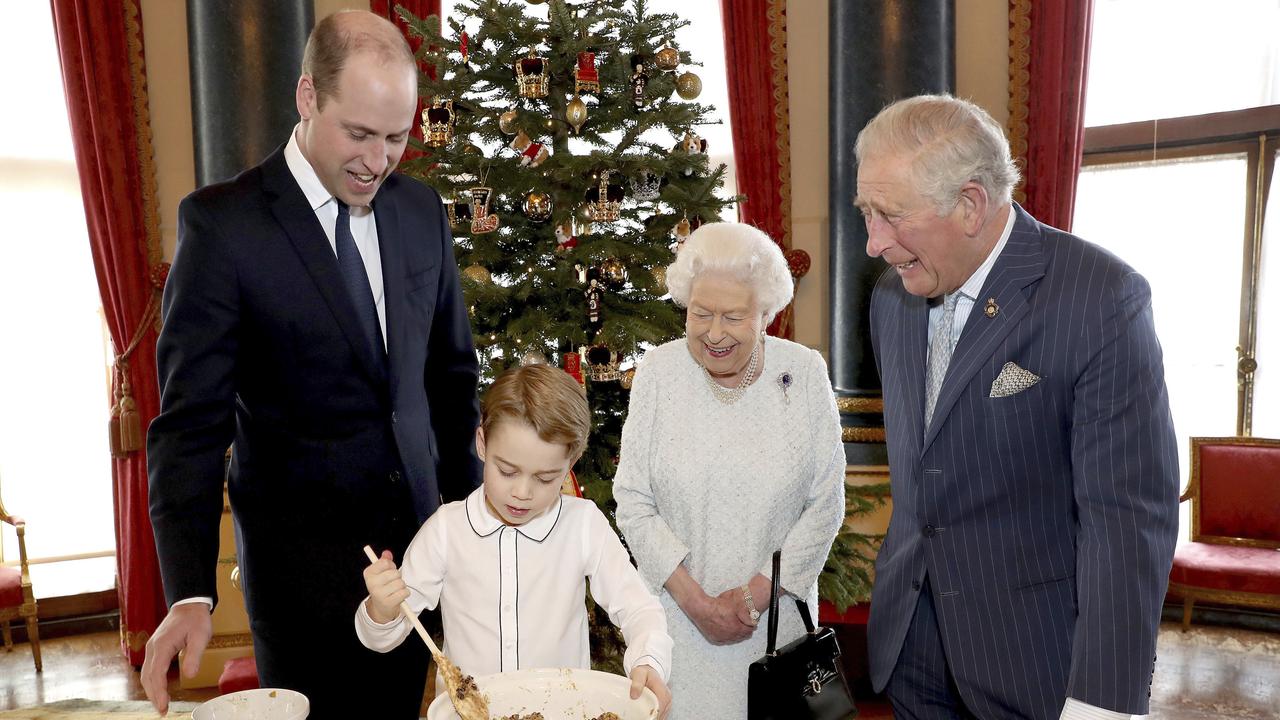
top-left (613, 222), bottom-right (846, 718)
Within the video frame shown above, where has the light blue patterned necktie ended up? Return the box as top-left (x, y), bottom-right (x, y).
top-left (335, 200), bottom-right (386, 368)
top-left (924, 292), bottom-right (960, 431)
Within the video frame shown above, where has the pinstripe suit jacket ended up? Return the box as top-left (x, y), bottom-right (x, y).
top-left (866, 204), bottom-right (1180, 718)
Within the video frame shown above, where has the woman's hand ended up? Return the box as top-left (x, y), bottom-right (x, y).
top-left (665, 565), bottom-right (755, 645)
top-left (362, 549), bottom-right (408, 624)
top-left (688, 592), bottom-right (756, 645)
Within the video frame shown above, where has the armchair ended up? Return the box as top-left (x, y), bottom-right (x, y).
top-left (0, 490), bottom-right (41, 671)
top-left (1167, 436), bottom-right (1280, 630)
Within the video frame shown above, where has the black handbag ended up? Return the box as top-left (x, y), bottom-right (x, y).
top-left (747, 550), bottom-right (857, 720)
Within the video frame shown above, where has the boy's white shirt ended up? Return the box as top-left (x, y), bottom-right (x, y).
top-left (355, 486), bottom-right (672, 686)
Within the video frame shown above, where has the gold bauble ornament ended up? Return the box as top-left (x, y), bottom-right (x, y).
top-left (462, 264), bottom-right (492, 284)
top-left (652, 265), bottom-right (667, 290)
top-left (498, 110), bottom-right (519, 135)
top-left (599, 257), bottom-right (627, 286)
top-left (620, 367), bottom-right (636, 390)
top-left (675, 72), bottom-right (702, 100)
top-left (522, 191), bottom-right (554, 222)
top-left (655, 45), bottom-right (679, 72)
top-left (565, 95), bottom-right (588, 134)
top-left (520, 350), bottom-right (548, 366)
top-left (575, 204), bottom-right (596, 225)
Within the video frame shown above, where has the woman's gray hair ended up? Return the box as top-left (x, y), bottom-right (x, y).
top-left (854, 94), bottom-right (1020, 215)
top-left (665, 222), bottom-right (794, 323)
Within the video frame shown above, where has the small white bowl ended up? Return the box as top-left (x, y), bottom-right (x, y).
top-left (192, 688), bottom-right (310, 720)
top-left (427, 667), bottom-right (658, 720)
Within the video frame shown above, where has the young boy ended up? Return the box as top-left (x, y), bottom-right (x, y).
top-left (356, 364), bottom-right (673, 715)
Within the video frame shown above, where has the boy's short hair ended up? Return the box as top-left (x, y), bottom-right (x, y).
top-left (481, 364), bottom-right (590, 460)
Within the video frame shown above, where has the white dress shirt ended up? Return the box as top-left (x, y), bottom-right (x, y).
top-left (355, 487), bottom-right (673, 691)
top-left (283, 127), bottom-right (387, 347)
top-left (926, 206), bottom-right (1136, 720)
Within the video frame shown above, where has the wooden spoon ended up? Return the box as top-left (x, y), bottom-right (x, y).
top-left (363, 545), bottom-right (490, 720)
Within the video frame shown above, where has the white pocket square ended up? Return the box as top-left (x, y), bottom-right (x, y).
top-left (990, 362), bottom-right (1041, 398)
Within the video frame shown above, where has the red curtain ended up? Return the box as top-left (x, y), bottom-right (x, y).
top-left (1009, 0), bottom-right (1095, 232)
top-left (720, 0), bottom-right (801, 339)
top-left (372, 0), bottom-right (442, 163)
top-left (50, 0), bottom-right (167, 665)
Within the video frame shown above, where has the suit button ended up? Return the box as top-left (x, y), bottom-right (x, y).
top-left (391, 411), bottom-right (398, 424)
top-left (922, 524), bottom-right (936, 538)
top-left (911, 579), bottom-right (921, 591)
top-left (389, 470), bottom-right (401, 483)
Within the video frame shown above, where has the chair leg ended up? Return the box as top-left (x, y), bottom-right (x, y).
top-left (24, 615), bottom-right (41, 672)
top-left (1, 620), bottom-right (11, 651)
top-left (1181, 597), bottom-right (1194, 632)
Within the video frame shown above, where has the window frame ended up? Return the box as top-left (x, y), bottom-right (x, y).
top-left (1082, 105), bottom-right (1280, 435)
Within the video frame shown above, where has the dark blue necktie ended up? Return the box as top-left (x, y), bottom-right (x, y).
top-left (335, 200), bottom-right (386, 368)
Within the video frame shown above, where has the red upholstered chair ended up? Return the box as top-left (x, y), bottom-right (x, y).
top-left (0, 489), bottom-right (41, 671)
top-left (1168, 436), bottom-right (1280, 630)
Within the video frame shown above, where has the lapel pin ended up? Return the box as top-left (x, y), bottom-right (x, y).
top-left (984, 298), bottom-right (999, 318)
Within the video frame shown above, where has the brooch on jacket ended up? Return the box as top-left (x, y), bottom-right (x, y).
top-left (777, 372), bottom-right (793, 404)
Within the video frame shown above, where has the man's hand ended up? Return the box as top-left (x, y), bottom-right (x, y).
top-left (363, 548), bottom-right (408, 624)
top-left (141, 602), bottom-right (213, 716)
top-left (629, 664), bottom-right (672, 719)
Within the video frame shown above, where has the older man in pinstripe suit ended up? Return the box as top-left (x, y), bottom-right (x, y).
top-left (856, 95), bottom-right (1179, 720)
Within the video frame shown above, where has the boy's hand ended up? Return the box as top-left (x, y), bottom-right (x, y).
top-left (629, 664), bottom-right (671, 719)
top-left (362, 549), bottom-right (408, 624)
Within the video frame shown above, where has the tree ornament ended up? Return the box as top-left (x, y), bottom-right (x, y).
top-left (586, 342), bottom-right (622, 381)
top-left (462, 264), bottom-right (492, 284)
top-left (585, 277), bottom-right (604, 335)
top-left (422, 98), bottom-right (455, 147)
top-left (599, 257), bottom-right (627, 287)
top-left (468, 186), bottom-right (500, 234)
top-left (785, 248), bottom-right (812, 279)
top-left (520, 350), bottom-right (548, 366)
top-left (525, 0), bottom-right (546, 4)
top-left (675, 71), bottom-right (702, 100)
top-left (515, 51), bottom-right (550, 98)
top-left (631, 171), bottom-right (663, 202)
top-left (522, 191), bottom-right (554, 222)
top-left (498, 109), bottom-right (520, 135)
top-left (575, 203), bottom-right (596, 233)
top-left (563, 347), bottom-right (584, 386)
top-left (652, 265), bottom-right (667, 290)
top-left (672, 130), bottom-right (707, 176)
top-left (565, 95), bottom-right (589, 134)
top-left (655, 39), bottom-right (679, 72)
top-left (630, 61), bottom-right (649, 109)
top-left (459, 31), bottom-right (469, 63)
top-left (445, 197), bottom-right (472, 229)
top-left (584, 171), bottom-right (624, 222)
top-left (554, 223), bottom-right (579, 253)
top-left (573, 51), bottom-right (600, 95)
top-left (620, 367), bottom-right (636, 390)
top-left (670, 214), bottom-right (692, 254)
top-left (509, 131), bottom-right (550, 167)
top-left (462, 143), bottom-right (484, 156)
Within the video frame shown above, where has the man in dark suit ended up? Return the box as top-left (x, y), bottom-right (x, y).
top-left (141, 11), bottom-right (481, 719)
top-left (857, 94), bottom-right (1179, 719)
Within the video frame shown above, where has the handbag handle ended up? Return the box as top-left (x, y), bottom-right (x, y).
top-left (765, 549), bottom-right (818, 656)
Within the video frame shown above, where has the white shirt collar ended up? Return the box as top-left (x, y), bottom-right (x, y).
top-left (956, 204), bottom-right (1016, 301)
top-left (464, 486), bottom-right (564, 543)
top-left (284, 126), bottom-right (336, 213)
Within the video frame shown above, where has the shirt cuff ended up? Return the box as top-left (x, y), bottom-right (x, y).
top-left (1061, 697), bottom-right (1136, 720)
top-left (172, 596), bottom-right (213, 611)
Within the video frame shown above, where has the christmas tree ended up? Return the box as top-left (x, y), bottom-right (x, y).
top-left (401, 0), bottom-right (733, 517)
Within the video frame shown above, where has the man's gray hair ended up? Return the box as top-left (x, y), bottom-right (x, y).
top-left (665, 222), bottom-right (794, 324)
top-left (855, 94), bottom-right (1020, 214)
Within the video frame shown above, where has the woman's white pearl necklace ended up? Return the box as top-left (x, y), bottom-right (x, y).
top-left (702, 338), bottom-right (761, 404)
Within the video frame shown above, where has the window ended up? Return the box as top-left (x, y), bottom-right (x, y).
top-left (0, 3), bottom-right (116, 594)
top-left (1075, 0), bottom-right (1280, 540)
